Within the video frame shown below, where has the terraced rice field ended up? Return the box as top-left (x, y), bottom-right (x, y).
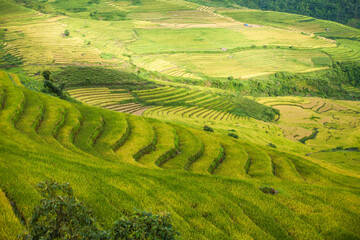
top-left (134, 86), bottom-right (239, 120)
top-left (124, 11), bottom-right (338, 79)
top-left (1, 0), bottom-right (358, 82)
top-left (132, 56), bottom-right (200, 79)
top-left (134, 86), bottom-right (235, 110)
top-left (256, 96), bottom-right (360, 151)
top-left (1, 71), bottom-right (360, 239)
top-left (1, 0), bottom-right (360, 238)
top-left (67, 87), bottom-right (150, 115)
top-left (144, 106), bottom-right (241, 123)
top-left (0, 0), bottom-right (123, 75)
top-left (0, 71), bottom-right (297, 180)
top-left (146, 49), bottom-right (331, 79)
top-left (323, 46), bottom-right (360, 62)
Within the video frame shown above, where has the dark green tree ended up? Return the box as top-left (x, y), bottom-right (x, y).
top-left (64, 30), bottom-right (70, 37)
top-left (203, 125), bottom-right (214, 132)
top-left (109, 209), bottom-right (179, 240)
top-left (42, 70), bottom-right (51, 81)
top-left (228, 132), bottom-right (239, 139)
top-left (24, 181), bottom-right (179, 239)
top-left (25, 181), bottom-right (102, 240)
top-left (42, 81), bottom-right (65, 99)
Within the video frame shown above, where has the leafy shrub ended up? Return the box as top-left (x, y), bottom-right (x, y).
top-left (267, 143), bottom-right (277, 148)
top-left (228, 132), bottom-right (239, 139)
top-left (203, 125), bottom-right (214, 132)
top-left (24, 181), bottom-right (102, 239)
top-left (260, 186), bottom-right (278, 195)
top-left (42, 81), bottom-right (66, 99)
top-left (42, 70), bottom-right (51, 81)
top-left (109, 209), bottom-right (179, 240)
top-left (63, 29), bottom-right (70, 37)
top-left (24, 181), bottom-right (179, 239)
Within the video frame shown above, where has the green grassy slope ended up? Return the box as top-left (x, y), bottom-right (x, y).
top-left (1, 71), bottom-right (360, 239)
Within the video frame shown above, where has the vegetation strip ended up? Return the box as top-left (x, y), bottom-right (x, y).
top-left (133, 125), bottom-right (157, 161)
top-left (0, 86), bottom-right (4, 110)
top-left (208, 145), bottom-right (225, 174)
top-left (155, 129), bottom-right (180, 167)
top-left (11, 91), bottom-right (26, 128)
top-left (299, 128), bottom-right (319, 144)
top-left (90, 116), bottom-right (105, 147)
top-left (111, 118), bottom-right (132, 152)
top-left (184, 141), bottom-right (204, 170)
top-left (52, 109), bottom-right (67, 139)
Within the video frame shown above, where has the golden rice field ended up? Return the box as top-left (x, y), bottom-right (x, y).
top-left (67, 87), bottom-right (151, 115)
top-left (142, 49), bottom-right (330, 79)
top-left (1, 0), bottom-right (357, 80)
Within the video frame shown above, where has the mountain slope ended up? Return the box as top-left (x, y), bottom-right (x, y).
top-left (1, 71), bottom-right (360, 239)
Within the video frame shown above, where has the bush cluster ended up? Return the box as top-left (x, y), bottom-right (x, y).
top-left (227, 132), bottom-right (239, 139)
top-left (260, 186), bottom-right (278, 195)
top-left (203, 125), bottom-right (214, 132)
top-left (24, 181), bottom-right (179, 240)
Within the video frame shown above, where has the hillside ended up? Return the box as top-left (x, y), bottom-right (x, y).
top-left (0, 0), bottom-right (360, 239)
top-left (1, 70), bottom-right (360, 239)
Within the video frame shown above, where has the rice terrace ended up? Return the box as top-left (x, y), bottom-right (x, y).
top-left (0, 0), bottom-right (360, 239)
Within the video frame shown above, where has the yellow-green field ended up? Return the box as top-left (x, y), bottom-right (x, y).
top-left (1, 70), bottom-right (360, 239)
top-left (1, 0), bottom-right (360, 239)
top-left (141, 49), bottom-right (330, 79)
